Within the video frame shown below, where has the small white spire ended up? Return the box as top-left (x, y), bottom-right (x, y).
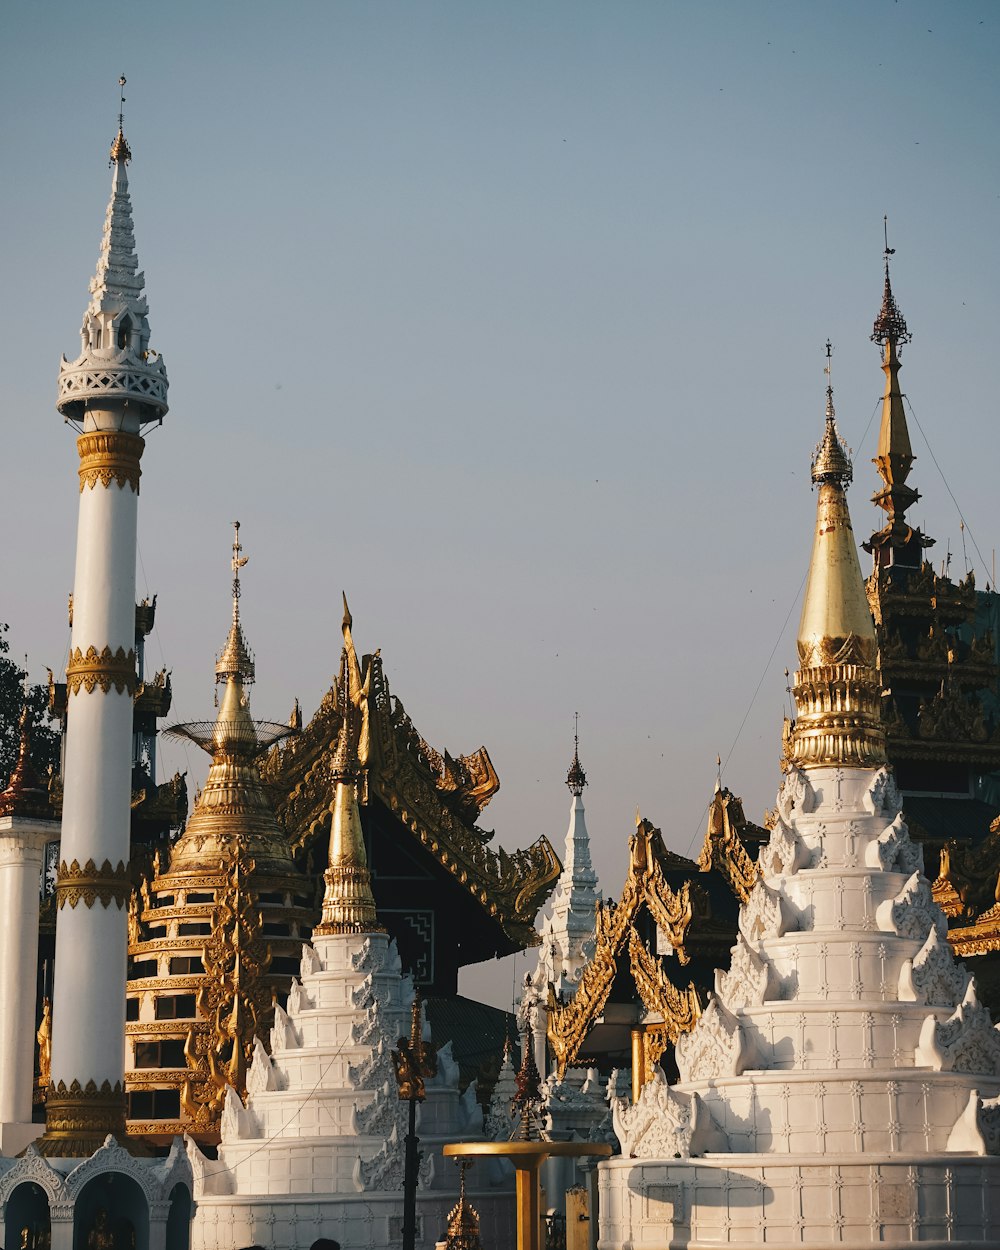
top-left (57, 80), bottom-right (168, 424)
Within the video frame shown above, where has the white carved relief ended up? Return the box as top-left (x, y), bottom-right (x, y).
top-left (675, 997), bottom-right (752, 1083)
top-left (286, 977), bottom-right (313, 1016)
top-left (776, 768), bottom-right (815, 825)
top-left (299, 943), bottom-right (321, 977)
top-left (356, 1080), bottom-right (403, 1137)
top-left (611, 1069), bottom-right (726, 1159)
top-left (866, 814), bottom-right (924, 875)
top-left (220, 1084), bottom-right (258, 1141)
top-left (270, 1003), bottom-right (301, 1052)
top-left (916, 984), bottom-right (1000, 1076)
top-left (715, 936), bottom-right (776, 1010)
top-left (945, 1095), bottom-right (990, 1160)
top-left (760, 818), bottom-right (809, 879)
top-left (863, 768), bottom-right (902, 819)
top-left (349, 1038), bottom-right (394, 1091)
top-left (875, 871), bottom-right (947, 942)
top-left (898, 927), bottom-right (970, 1007)
top-left (0, 1143), bottom-right (71, 1206)
top-left (739, 881), bottom-right (792, 942)
top-left (245, 1037), bottom-right (280, 1098)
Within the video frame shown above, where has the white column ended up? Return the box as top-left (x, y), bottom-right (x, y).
top-left (47, 412), bottom-right (142, 1150)
top-left (0, 818), bottom-right (50, 1152)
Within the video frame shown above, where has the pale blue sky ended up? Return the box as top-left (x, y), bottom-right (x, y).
top-left (2, 2), bottom-right (998, 1006)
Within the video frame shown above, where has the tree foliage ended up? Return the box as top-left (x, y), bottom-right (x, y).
top-left (0, 622), bottom-right (60, 790)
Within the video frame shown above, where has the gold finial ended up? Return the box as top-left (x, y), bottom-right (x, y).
top-left (865, 231), bottom-right (921, 564)
top-left (215, 522), bottom-right (255, 686)
top-left (566, 712), bottom-right (587, 796)
top-left (314, 598), bottom-right (381, 935)
top-left (811, 341), bottom-right (852, 487)
top-left (787, 374), bottom-right (885, 770)
top-left (872, 217), bottom-right (911, 349)
top-left (109, 75), bottom-right (132, 165)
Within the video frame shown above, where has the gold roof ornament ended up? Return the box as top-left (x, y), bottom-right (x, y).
top-left (109, 76), bottom-right (132, 164)
top-left (785, 346), bottom-right (886, 770)
top-left (865, 221), bottom-right (926, 563)
top-left (546, 814), bottom-right (700, 1079)
top-left (443, 1161), bottom-right (484, 1250)
top-left (566, 713), bottom-right (587, 797)
top-left (697, 779), bottom-right (761, 903)
top-left (215, 520), bottom-right (256, 688)
top-left (314, 596), bottom-right (382, 935)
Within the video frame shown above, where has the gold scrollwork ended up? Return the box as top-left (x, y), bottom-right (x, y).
top-left (77, 430), bottom-right (144, 493)
top-left (56, 858), bottom-right (130, 910)
top-left (38, 1078), bottom-right (126, 1157)
top-left (66, 645), bottom-right (137, 696)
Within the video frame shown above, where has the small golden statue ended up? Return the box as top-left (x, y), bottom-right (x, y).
top-left (36, 999), bottom-right (52, 1089)
top-left (87, 1210), bottom-right (114, 1250)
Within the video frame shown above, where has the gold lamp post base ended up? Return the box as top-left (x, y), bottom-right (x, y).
top-left (442, 1140), bottom-right (613, 1250)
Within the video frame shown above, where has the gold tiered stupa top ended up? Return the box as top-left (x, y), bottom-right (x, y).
top-left (313, 596), bottom-right (382, 935)
top-left (786, 349), bottom-right (887, 770)
top-left (125, 524), bottom-right (312, 1145)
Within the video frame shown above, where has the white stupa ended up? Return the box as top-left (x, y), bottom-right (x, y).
top-left (599, 371), bottom-right (1000, 1246)
top-left (189, 606), bottom-right (512, 1250)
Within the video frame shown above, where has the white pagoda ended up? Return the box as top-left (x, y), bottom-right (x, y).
top-left (189, 606), bottom-right (513, 1249)
top-left (599, 365), bottom-right (1000, 1246)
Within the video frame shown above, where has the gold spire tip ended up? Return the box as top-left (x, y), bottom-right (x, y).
top-left (342, 592), bottom-right (352, 631)
top-left (109, 75), bottom-right (132, 165)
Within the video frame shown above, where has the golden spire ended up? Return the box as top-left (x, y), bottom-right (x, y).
top-left (109, 75), bottom-right (132, 165)
top-left (167, 523), bottom-right (293, 762)
top-left (566, 712), bottom-right (587, 796)
top-left (865, 221), bottom-right (925, 566)
top-left (786, 346), bottom-right (886, 770)
top-left (314, 596), bottom-right (381, 935)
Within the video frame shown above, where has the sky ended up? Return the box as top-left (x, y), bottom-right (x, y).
top-left (2, 1), bottom-right (998, 1009)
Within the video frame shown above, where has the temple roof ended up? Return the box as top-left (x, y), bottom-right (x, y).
top-left (0, 707), bottom-right (55, 821)
top-left (262, 639), bottom-right (560, 948)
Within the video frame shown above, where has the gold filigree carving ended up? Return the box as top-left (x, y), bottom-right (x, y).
top-left (56, 857), bottom-right (129, 909)
top-left (38, 1078), bottom-right (126, 1157)
top-left (179, 848), bottom-right (272, 1135)
top-left (697, 785), bottom-right (761, 904)
top-left (77, 430), bottom-right (144, 493)
top-left (66, 645), bottom-right (137, 696)
top-left (266, 650), bottom-right (560, 946)
top-left (546, 816), bottom-right (698, 1079)
top-left (628, 929), bottom-right (702, 1039)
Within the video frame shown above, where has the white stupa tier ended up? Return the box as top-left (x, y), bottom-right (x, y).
top-left (602, 765), bottom-right (1000, 1246)
top-left (599, 366), bottom-right (1000, 1247)
top-left (189, 929), bottom-right (515, 1249)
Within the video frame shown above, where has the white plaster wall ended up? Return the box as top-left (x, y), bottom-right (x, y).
top-left (0, 823), bottom-right (48, 1123)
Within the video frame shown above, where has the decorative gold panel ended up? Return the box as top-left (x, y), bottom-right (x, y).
top-left (66, 645), bottom-right (137, 696)
top-left (77, 429), bottom-right (144, 493)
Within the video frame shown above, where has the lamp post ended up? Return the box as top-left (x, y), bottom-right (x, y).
top-left (393, 989), bottom-right (437, 1250)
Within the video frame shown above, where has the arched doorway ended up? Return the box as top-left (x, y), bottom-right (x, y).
top-left (165, 1184), bottom-right (191, 1250)
top-left (4, 1182), bottom-right (50, 1250)
top-left (73, 1173), bottom-right (148, 1250)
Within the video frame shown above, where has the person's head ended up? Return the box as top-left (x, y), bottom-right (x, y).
top-left (310, 1241), bottom-right (341, 1250)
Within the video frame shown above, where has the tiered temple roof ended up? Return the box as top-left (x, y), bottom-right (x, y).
top-left (261, 616), bottom-right (561, 993)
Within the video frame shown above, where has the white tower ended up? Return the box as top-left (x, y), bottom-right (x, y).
top-left (0, 711), bottom-right (58, 1155)
top-left (600, 359), bottom-right (1000, 1247)
top-left (536, 729), bottom-right (602, 999)
top-left (41, 108), bottom-right (168, 1157)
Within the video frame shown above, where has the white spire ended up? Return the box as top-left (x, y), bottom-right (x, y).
top-left (534, 733), bottom-right (602, 996)
top-left (57, 122), bottom-right (168, 424)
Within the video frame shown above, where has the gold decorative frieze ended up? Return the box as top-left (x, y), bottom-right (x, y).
top-left (38, 1078), bottom-right (126, 1157)
top-left (66, 644), bottom-right (137, 696)
top-left (547, 816), bottom-right (699, 1079)
top-left (77, 429), bottom-right (144, 493)
top-left (57, 857), bottom-right (129, 909)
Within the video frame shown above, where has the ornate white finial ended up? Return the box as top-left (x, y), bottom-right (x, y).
top-left (58, 82), bottom-right (167, 426)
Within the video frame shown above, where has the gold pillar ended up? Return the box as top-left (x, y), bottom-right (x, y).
top-left (631, 1026), bottom-right (646, 1103)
